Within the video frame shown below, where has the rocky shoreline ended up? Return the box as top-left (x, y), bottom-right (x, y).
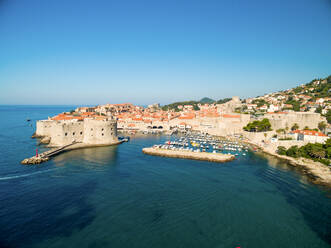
top-left (215, 135), bottom-right (331, 187)
top-left (261, 148), bottom-right (331, 187)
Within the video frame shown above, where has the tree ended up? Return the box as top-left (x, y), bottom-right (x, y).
top-left (244, 119), bottom-right (271, 132)
top-left (277, 146), bottom-right (287, 155)
top-left (324, 138), bottom-right (331, 148)
top-left (276, 128), bottom-right (285, 134)
top-left (318, 121), bottom-right (327, 132)
top-left (308, 144), bottom-right (326, 159)
top-left (258, 118), bottom-right (272, 132)
top-left (286, 146), bottom-right (300, 158)
top-left (326, 147), bottom-right (331, 159)
top-left (304, 126), bottom-right (310, 130)
top-left (291, 123), bottom-right (299, 131)
top-left (315, 106), bottom-right (322, 114)
top-left (326, 110), bottom-right (331, 124)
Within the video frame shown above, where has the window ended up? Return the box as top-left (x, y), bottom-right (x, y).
top-left (65, 132), bottom-right (68, 136)
top-left (91, 128), bottom-right (93, 131)
top-left (73, 132), bottom-right (75, 136)
top-left (102, 128), bottom-right (104, 131)
top-left (102, 133), bottom-right (104, 136)
top-left (80, 131), bottom-right (83, 135)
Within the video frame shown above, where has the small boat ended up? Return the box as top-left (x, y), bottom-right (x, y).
top-left (27, 119), bottom-right (31, 122)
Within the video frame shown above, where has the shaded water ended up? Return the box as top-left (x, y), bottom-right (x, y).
top-left (0, 106), bottom-right (330, 248)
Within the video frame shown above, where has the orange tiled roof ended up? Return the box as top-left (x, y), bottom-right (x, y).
top-left (132, 117), bottom-right (143, 121)
top-left (222, 114), bottom-right (240, 118)
top-left (178, 116), bottom-right (194, 120)
top-left (292, 130), bottom-right (327, 137)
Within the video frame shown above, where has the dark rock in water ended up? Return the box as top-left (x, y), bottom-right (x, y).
top-left (31, 133), bottom-right (43, 139)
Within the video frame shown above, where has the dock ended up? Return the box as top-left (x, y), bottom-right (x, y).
top-left (142, 147), bottom-right (235, 163)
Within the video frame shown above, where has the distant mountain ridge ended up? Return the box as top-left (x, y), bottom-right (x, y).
top-left (200, 97), bottom-right (215, 104)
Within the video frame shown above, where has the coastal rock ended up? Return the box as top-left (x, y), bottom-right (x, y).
top-left (31, 132), bottom-right (44, 139)
top-left (40, 136), bottom-right (51, 144)
top-left (21, 156), bottom-right (49, 165)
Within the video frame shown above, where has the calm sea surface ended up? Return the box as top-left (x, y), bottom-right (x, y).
top-left (0, 105), bottom-right (330, 248)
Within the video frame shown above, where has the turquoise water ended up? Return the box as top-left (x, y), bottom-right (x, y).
top-left (0, 106), bottom-right (330, 248)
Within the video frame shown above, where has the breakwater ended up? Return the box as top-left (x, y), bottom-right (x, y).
top-left (21, 142), bottom-right (79, 165)
top-left (142, 147), bottom-right (235, 163)
top-left (21, 140), bottom-right (125, 165)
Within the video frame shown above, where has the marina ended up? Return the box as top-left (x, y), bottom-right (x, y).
top-left (150, 133), bottom-right (249, 155)
top-left (143, 133), bottom-right (249, 163)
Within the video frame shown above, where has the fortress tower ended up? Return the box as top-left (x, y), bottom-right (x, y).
top-left (83, 118), bottom-right (118, 145)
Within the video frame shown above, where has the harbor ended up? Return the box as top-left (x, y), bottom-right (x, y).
top-left (2, 106), bottom-right (331, 248)
top-left (143, 133), bottom-right (249, 163)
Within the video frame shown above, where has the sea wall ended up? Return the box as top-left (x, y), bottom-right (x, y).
top-left (142, 147), bottom-right (235, 163)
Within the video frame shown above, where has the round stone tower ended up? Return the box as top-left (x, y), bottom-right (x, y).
top-left (83, 117), bottom-right (118, 145)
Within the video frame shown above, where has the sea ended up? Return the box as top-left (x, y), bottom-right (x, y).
top-left (0, 105), bottom-right (330, 248)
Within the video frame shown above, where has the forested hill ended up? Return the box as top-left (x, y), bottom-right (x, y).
top-left (283, 75), bottom-right (331, 99)
top-left (161, 97), bottom-right (232, 111)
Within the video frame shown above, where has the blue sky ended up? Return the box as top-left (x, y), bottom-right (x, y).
top-left (0, 0), bottom-right (330, 105)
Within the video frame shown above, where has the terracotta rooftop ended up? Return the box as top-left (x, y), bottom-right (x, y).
top-left (292, 130), bottom-right (327, 137)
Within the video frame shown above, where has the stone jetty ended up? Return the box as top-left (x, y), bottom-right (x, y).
top-left (21, 156), bottom-right (49, 165)
top-left (21, 140), bottom-right (126, 165)
top-left (21, 142), bottom-right (78, 165)
top-left (142, 147), bottom-right (235, 163)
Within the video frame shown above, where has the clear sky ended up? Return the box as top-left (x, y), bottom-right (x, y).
top-left (0, 0), bottom-right (330, 105)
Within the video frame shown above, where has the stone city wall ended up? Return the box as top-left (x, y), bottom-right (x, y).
top-left (265, 112), bottom-right (326, 130)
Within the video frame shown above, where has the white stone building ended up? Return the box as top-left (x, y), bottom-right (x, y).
top-left (290, 130), bottom-right (329, 143)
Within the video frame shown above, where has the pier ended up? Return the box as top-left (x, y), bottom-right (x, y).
top-left (142, 147), bottom-right (235, 163)
top-left (21, 142), bottom-right (80, 165)
top-left (21, 139), bottom-right (127, 165)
